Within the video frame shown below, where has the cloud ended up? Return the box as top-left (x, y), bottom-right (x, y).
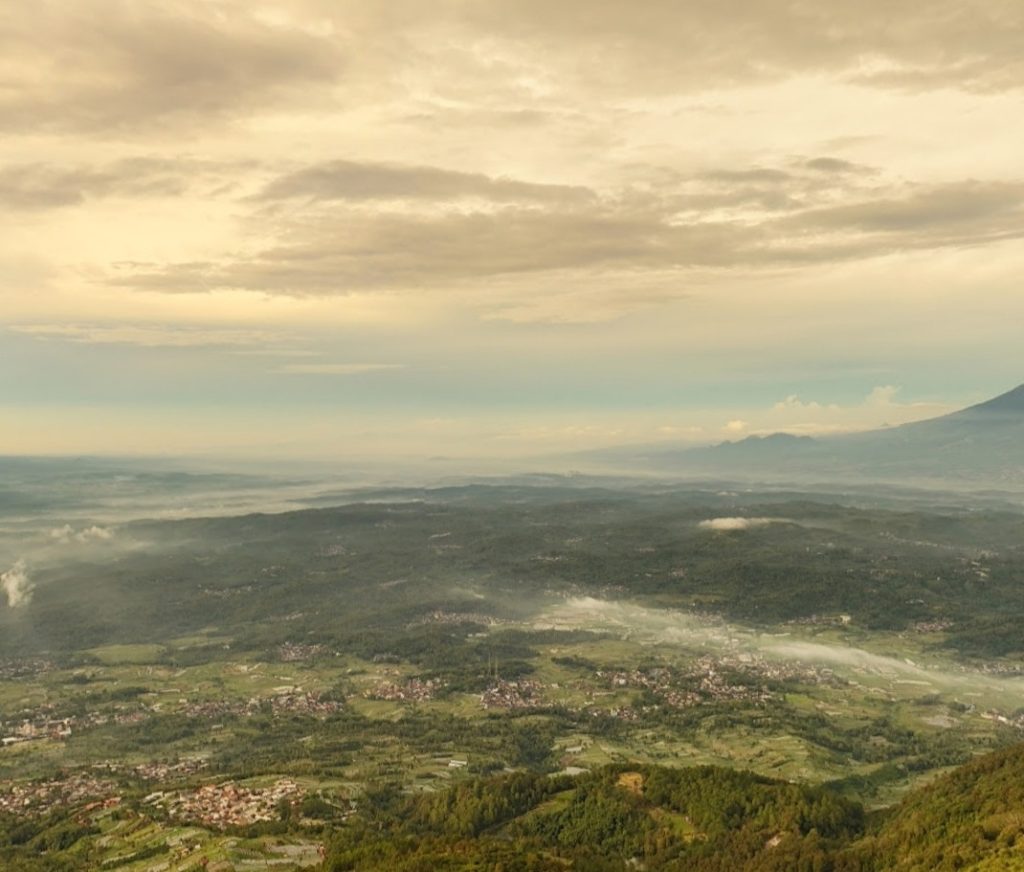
top-left (443, 0), bottom-right (1024, 94)
top-left (0, 0), bottom-right (344, 134)
top-left (256, 160), bottom-right (595, 205)
top-left (0, 158), bottom-right (244, 210)
top-left (1, 560), bottom-right (33, 608)
top-left (776, 385), bottom-right (946, 418)
top-left (1, 0), bottom-right (1019, 150)
top-left (773, 396), bottom-right (841, 413)
top-left (114, 206), bottom-right (718, 294)
top-left (802, 157), bottom-right (875, 175)
top-left (10, 324), bottom-right (283, 348)
top-left (108, 168), bottom-right (1024, 305)
top-left (745, 386), bottom-right (958, 437)
top-left (275, 362), bottom-right (404, 375)
top-left (50, 525), bottom-right (115, 544)
top-left (724, 420), bottom-right (749, 433)
top-left (784, 181), bottom-right (1024, 238)
top-left (699, 517), bottom-right (782, 532)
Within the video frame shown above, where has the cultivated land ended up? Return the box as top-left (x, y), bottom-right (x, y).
top-left (2, 479), bottom-right (1024, 869)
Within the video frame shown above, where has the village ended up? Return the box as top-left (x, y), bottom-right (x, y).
top-left (145, 778), bottom-right (305, 828)
top-left (0, 772), bottom-right (120, 816)
top-left (480, 678), bottom-right (545, 710)
top-left (181, 689), bottom-right (344, 721)
top-left (1, 686), bottom-right (344, 752)
top-left (476, 652), bottom-right (838, 715)
top-left (367, 676), bottom-right (446, 702)
top-left (596, 663), bottom-right (773, 710)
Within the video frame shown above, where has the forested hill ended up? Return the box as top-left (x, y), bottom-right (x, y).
top-left (325, 743), bottom-right (1024, 871)
top-left (852, 742), bottom-right (1024, 871)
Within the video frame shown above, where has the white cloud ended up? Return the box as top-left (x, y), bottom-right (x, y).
top-left (1, 560), bottom-right (33, 608)
top-left (773, 395), bottom-right (841, 412)
top-left (724, 419), bottom-right (749, 433)
top-left (751, 385), bottom-right (956, 436)
top-left (50, 524), bottom-right (115, 544)
top-left (699, 517), bottom-right (782, 532)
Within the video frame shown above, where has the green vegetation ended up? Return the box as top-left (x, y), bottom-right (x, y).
top-left (324, 747), bottom-right (1024, 870)
top-left (4, 485), bottom-right (1024, 661)
top-left (2, 481), bottom-right (1024, 869)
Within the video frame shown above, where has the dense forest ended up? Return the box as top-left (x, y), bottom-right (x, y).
top-left (324, 744), bottom-right (1024, 871)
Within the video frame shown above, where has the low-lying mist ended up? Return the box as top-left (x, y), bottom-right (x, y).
top-left (536, 596), bottom-right (1024, 704)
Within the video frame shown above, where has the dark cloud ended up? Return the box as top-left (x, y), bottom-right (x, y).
top-left (256, 160), bottom-right (595, 204)
top-left (0, 1), bottom-right (344, 134)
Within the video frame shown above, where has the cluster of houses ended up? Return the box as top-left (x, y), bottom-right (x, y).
top-left (1, 701), bottom-right (173, 747)
top-left (268, 690), bottom-right (344, 717)
top-left (0, 773), bottom-right (118, 816)
top-left (0, 683), bottom-right (349, 755)
top-left (181, 690), bottom-right (343, 721)
top-left (367, 677), bottom-right (445, 702)
top-left (594, 654), bottom-right (836, 711)
top-left (716, 654), bottom-right (839, 686)
top-left (131, 758), bottom-right (208, 781)
top-left (181, 698), bottom-right (254, 720)
top-left (145, 778), bottom-right (303, 828)
top-left (481, 679), bottom-right (544, 709)
top-left (1, 715), bottom-right (74, 746)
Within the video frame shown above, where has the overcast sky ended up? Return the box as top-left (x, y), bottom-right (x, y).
top-left (2, 0), bottom-right (1023, 460)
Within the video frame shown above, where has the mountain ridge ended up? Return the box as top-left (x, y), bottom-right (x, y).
top-left (950, 382), bottom-right (1024, 416)
top-left (584, 383), bottom-right (1024, 489)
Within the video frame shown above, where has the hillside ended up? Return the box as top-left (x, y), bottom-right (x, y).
top-left (851, 742), bottom-right (1024, 871)
top-left (326, 764), bottom-right (865, 871)
top-left (5, 741), bottom-right (1023, 870)
top-left (323, 745), bottom-right (1024, 871)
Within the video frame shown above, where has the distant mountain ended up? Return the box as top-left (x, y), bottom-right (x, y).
top-left (962, 382), bottom-right (1024, 414)
top-left (585, 384), bottom-right (1024, 490)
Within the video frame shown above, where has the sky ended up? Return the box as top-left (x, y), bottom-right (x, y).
top-left (2, 0), bottom-right (1023, 461)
